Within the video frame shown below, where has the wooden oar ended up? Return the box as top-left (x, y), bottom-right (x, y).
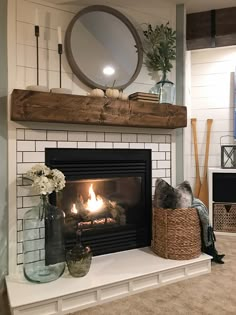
top-left (199, 119), bottom-right (213, 207)
top-left (191, 118), bottom-right (201, 197)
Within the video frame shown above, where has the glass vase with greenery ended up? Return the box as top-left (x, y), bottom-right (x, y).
top-left (143, 22), bottom-right (176, 103)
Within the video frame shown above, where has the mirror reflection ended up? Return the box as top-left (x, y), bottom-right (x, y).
top-left (65, 6), bottom-right (143, 90)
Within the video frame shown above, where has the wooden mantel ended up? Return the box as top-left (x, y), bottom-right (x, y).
top-left (11, 89), bottom-right (187, 129)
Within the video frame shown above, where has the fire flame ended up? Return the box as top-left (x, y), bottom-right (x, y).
top-left (71, 203), bottom-right (78, 214)
top-left (86, 184), bottom-right (104, 212)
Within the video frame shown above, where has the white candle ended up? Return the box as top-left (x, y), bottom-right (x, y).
top-left (57, 26), bottom-right (62, 44)
top-left (35, 8), bottom-right (39, 26)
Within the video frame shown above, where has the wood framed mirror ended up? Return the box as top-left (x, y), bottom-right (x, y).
top-left (65, 5), bottom-right (143, 90)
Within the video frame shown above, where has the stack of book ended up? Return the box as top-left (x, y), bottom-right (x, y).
top-left (129, 92), bottom-right (160, 103)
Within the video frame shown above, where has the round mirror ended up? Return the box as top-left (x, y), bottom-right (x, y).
top-left (65, 5), bottom-right (143, 90)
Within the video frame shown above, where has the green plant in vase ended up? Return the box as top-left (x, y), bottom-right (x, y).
top-left (143, 22), bottom-right (176, 103)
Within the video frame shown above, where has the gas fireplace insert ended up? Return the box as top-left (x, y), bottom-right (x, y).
top-left (45, 148), bottom-right (152, 256)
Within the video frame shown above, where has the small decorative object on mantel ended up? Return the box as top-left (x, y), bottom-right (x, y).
top-left (26, 9), bottom-right (49, 93)
top-left (66, 228), bottom-right (92, 277)
top-left (105, 88), bottom-right (120, 99)
top-left (51, 26), bottom-right (72, 95)
top-left (118, 91), bottom-right (128, 100)
top-left (220, 135), bottom-right (236, 169)
top-left (142, 23), bottom-right (176, 104)
top-left (129, 92), bottom-right (159, 103)
top-left (90, 88), bottom-right (105, 97)
top-left (23, 164), bottom-right (66, 283)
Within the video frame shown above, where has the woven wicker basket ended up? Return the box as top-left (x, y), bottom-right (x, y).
top-left (151, 207), bottom-right (201, 260)
top-left (213, 203), bottom-right (236, 232)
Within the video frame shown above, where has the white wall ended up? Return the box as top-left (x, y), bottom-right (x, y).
top-left (0, 0), bottom-right (8, 290)
top-left (186, 46), bottom-right (236, 188)
top-left (12, 0), bottom-right (176, 95)
top-left (7, 0), bottom-right (177, 275)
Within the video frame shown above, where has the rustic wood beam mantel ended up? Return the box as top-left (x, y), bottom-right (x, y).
top-left (11, 89), bottom-right (187, 129)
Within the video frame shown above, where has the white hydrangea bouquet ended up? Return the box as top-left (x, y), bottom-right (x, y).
top-left (26, 164), bottom-right (66, 195)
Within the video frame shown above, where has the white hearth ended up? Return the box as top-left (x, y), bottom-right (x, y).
top-left (6, 247), bottom-right (211, 315)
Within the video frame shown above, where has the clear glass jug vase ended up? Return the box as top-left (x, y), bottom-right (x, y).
top-left (149, 72), bottom-right (175, 104)
top-left (23, 195), bottom-right (65, 283)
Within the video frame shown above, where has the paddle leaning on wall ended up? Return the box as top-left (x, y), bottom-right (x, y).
top-left (191, 118), bottom-right (213, 208)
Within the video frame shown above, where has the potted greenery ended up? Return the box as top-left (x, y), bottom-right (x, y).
top-left (143, 22), bottom-right (176, 103)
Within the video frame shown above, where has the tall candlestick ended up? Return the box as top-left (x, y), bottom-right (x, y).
top-left (58, 43), bottom-right (63, 88)
top-left (35, 25), bottom-right (40, 85)
top-left (35, 8), bottom-right (39, 26)
top-left (34, 9), bottom-right (40, 85)
top-left (57, 26), bottom-right (62, 44)
top-left (26, 8), bottom-right (50, 91)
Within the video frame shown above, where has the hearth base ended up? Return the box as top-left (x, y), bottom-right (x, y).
top-left (6, 248), bottom-right (211, 315)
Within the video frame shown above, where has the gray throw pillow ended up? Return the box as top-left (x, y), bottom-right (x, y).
top-left (175, 181), bottom-right (194, 208)
top-left (153, 178), bottom-right (177, 208)
top-left (153, 178), bottom-right (193, 209)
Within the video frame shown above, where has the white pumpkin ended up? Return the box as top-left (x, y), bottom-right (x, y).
top-left (90, 88), bottom-right (104, 97)
top-left (118, 91), bottom-right (128, 100)
top-left (105, 88), bottom-right (120, 99)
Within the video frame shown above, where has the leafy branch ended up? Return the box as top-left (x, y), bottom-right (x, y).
top-left (143, 23), bottom-right (176, 75)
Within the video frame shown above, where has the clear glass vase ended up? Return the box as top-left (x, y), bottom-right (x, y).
top-left (149, 73), bottom-right (175, 104)
top-left (23, 194), bottom-right (65, 283)
top-left (66, 229), bottom-right (92, 277)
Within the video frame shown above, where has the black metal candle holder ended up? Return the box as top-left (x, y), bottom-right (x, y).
top-left (58, 43), bottom-right (63, 88)
top-left (35, 25), bottom-right (40, 85)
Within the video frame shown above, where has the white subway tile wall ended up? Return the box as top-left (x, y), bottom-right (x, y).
top-left (68, 132), bottom-right (87, 142)
top-left (16, 128), bottom-right (172, 265)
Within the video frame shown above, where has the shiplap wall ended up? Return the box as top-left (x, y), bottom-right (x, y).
top-left (0, 0), bottom-right (8, 290)
top-left (188, 46), bottom-right (236, 187)
top-left (15, 0), bottom-right (176, 94)
top-left (8, 0), bottom-right (177, 274)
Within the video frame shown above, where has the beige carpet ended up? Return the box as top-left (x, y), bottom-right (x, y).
top-left (70, 235), bottom-right (236, 315)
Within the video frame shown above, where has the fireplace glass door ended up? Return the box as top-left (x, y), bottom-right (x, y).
top-left (46, 148), bottom-right (152, 256)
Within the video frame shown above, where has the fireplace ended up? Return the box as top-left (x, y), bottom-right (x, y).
top-left (45, 148), bottom-right (152, 256)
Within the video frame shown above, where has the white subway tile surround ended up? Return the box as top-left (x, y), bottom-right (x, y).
top-left (16, 128), bottom-right (172, 265)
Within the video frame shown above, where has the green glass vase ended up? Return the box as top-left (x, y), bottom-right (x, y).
top-left (23, 194), bottom-right (65, 283)
top-left (66, 229), bottom-right (92, 277)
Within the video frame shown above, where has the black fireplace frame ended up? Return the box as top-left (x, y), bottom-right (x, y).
top-left (45, 148), bottom-right (152, 256)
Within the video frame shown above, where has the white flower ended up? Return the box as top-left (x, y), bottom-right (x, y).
top-left (26, 164), bottom-right (66, 195)
top-left (51, 169), bottom-right (66, 192)
top-left (26, 164), bottom-right (51, 180)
